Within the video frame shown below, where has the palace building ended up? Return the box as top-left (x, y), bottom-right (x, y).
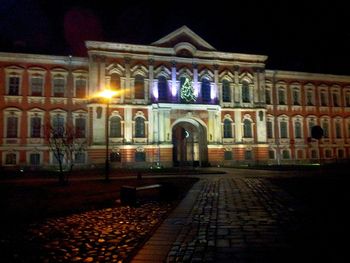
top-left (1, 26), bottom-right (350, 169)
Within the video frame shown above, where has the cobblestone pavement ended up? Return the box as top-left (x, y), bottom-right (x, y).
top-left (22, 203), bottom-right (172, 263)
top-left (133, 173), bottom-right (305, 263)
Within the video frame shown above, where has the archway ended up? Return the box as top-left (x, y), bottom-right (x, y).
top-left (172, 118), bottom-right (208, 167)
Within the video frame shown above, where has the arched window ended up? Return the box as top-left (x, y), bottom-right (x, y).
top-left (293, 89), bottom-right (300, 105)
top-left (110, 116), bottom-right (121, 137)
top-left (222, 80), bottom-right (231, 102)
top-left (135, 117), bottom-right (145, 138)
top-left (158, 76), bottom-right (168, 101)
top-left (134, 75), bottom-right (145, 99)
top-left (52, 115), bottom-right (65, 137)
top-left (322, 121), bottom-right (329, 138)
top-left (243, 119), bottom-right (252, 138)
top-left (110, 73), bottom-right (121, 93)
top-left (242, 82), bottom-right (250, 103)
top-left (223, 119), bottom-right (233, 138)
top-left (201, 78), bottom-right (211, 103)
top-left (53, 76), bottom-right (65, 97)
top-left (335, 122), bottom-right (342, 138)
top-left (30, 116), bottom-right (41, 138)
top-left (8, 75), bottom-right (20, 95)
top-left (294, 122), bottom-right (302, 139)
top-left (75, 117), bottom-right (86, 138)
top-left (7, 116), bottom-right (18, 138)
top-left (280, 121), bottom-right (288, 138)
top-left (278, 89), bottom-right (286, 105)
top-left (267, 121), bottom-right (273, 138)
top-left (31, 76), bottom-right (43, 96)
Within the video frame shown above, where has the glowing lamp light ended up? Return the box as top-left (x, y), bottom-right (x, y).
top-left (99, 89), bottom-right (118, 99)
top-left (210, 84), bottom-right (217, 100)
top-left (153, 83), bottom-right (159, 99)
top-left (171, 83), bottom-right (178, 97)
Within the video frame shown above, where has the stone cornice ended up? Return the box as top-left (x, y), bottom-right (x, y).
top-left (0, 52), bottom-right (88, 66)
top-left (265, 69), bottom-right (350, 83)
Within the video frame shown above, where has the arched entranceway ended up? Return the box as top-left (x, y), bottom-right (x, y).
top-left (172, 118), bottom-right (208, 167)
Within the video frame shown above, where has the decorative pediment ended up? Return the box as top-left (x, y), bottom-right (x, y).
top-left (151, 25), bottom-right (216, 51)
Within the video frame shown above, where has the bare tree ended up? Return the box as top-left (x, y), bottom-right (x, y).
top-left (45, 120), bottom-right (87, 184)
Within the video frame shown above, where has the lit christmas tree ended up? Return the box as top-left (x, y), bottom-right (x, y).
top-left (180, 77), bottom-right (196, 102)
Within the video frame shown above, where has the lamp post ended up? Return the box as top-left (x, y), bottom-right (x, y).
top-left (99, 89), bottom-right (117, 181)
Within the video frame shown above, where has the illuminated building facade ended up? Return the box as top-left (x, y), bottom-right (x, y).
top-left (1, 26), bottom-right (350, 169)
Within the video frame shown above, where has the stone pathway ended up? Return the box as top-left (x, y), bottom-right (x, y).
top-left (132, 175), bottom-right (303, 262)
top-left (24, 203), bottom-right (172, 263)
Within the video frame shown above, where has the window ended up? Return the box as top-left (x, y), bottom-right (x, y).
top-left (346, 93), bottom-right (350, 107)
top-left (243, 119), bottom-right (252, 138)
top-left (268, 150), bottom-right (275, 159)
top-left (74, 152), bottom-right (86, 164)
top-left (224, 151), bottom-right (233, 160)
top-left (325, 149), bottom-right (332, 158)
top-left (306, 90), bottom-right (314, 106)
top-left (278, 89), bottom-right (286, 105)
top-left (7, 116), bottom-right (18, 138)
top-left (201, 78), bottom-right (211, 103)
top-left (110, 73), bottom-right (121, 93)
top-left (338, 149), bottom-right (344, 159)
top-left (31, 76), bottom-right (43, 96)
top-left (5, 153), bottom-right (17, 165)
top-left (29, 153), bottom-right (40, 166)
top-left (30, 116), bottom-right (41, 138)
top-left (293, 90), bottom-right (300, 105)
top-left (135, 117), bottom-right (145, 138)
top-left (135, 152), bottom-right (146, 162)
top-left (320, 92), bottom-right (328, 106)
top-left (245, 150), bottom-right (252, 160)
top-left (53, 152), bottom-right (64, 164)
top-left (110, 116), bottom-right (121, 137)
top-left (294, 122), bottom-right (302, 139)
top-left (335, 122), bottom-right (342, 138)
top-left (280, 121), bottom-right (288, 138)
top-left (282, 150), bottom-right (290, 159)
top-left (242, 82), bottom-right (250, 103)
top-left (75, 78), bottom-right (86, 98)
top-left (267, 121), bottom-right (273, 139)
top-left (75, 117), bottom-right (86, 138)
top-left (53, 77), bottom-right (65, 97)
top-left (333, 93), bottom-right (339, 106)
top-left (223, 119), bottom-right (232, 138)
top-left (158, 76), bottom-right (168, 101)
top-left (134, 75), bottom-right (145, 99)
top-left (222, 80), bottom-right (231, 102)
top-left (311, 150), bottom-right (318, 159)
top-left (265, 90), bottom-right (271, 104)
top-left (110, 152), bottom-right (121, 162)
top-left (322, 121), bottom-right (329, 138)
top-left (308, 121), bottom-right (315, 137)
top-left (52, 115), bottom-right (65, 137)
top-left (8, 76), bottom-right (20, 95)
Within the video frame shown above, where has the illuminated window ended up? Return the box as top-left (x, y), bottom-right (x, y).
top-left (223, 119), bottom-right (233, 138)
top-left (158, 76), bottom-right (168, 101)
top-left (201, 78), bottom-right (211, 103)
top-left (135, 117), bottom-right (145, 138)
top-left (75, 78), bottom-right (86, 98)
top-left (110, 73), bottom-right (121, 93)
top-left (110, 116), bottom-right (121, 137)
top-left (222, 80), bottom-right (231, 102)
top-left (31, 76), bottom-right (43, 96)
top-left (75, 117), bottom-right (86, 138)
top-left (6, 116), bottom-right (18, 138)
top-left (243, 119), bottom-right (252, 138)
top-left (242, 82), bottom-right (250, 103)
top-left (30, 116), bottom-right (41, 138)
top-left (134, 75), bottom-right (145, 99)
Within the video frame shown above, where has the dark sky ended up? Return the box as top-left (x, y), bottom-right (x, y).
top-left (0, 0), bottom-right (349, 75)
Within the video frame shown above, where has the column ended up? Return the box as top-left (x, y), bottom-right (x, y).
top-left (88, 55), bottom-right (98, 95)
top-left (124, 107), bottom-right (132, 143)
top-left (124, 57), bottom-right (131, 100)
top-left (253, 69), bottom-right (259, 103)
top-left (234, 110), bottom-right (242, 142)
top-left (99, 56), bottom-right (106, 91)
top-left (214, 65), bottom-right (219, 102)
top-left (148, 59), bottom-right (154, 103)
top-left (193, 63), bottom-right (199, 97)
top-left (234, 66), bottom-right (240, 103)
top-left (256, 109), bottom-right (267, 142)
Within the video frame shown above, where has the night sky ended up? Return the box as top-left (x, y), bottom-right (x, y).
top-left (1, 0), bottom-right (349, 75)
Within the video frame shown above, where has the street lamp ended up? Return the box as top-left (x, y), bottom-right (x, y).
top-left (98, 89), bottom-right (118, 181)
